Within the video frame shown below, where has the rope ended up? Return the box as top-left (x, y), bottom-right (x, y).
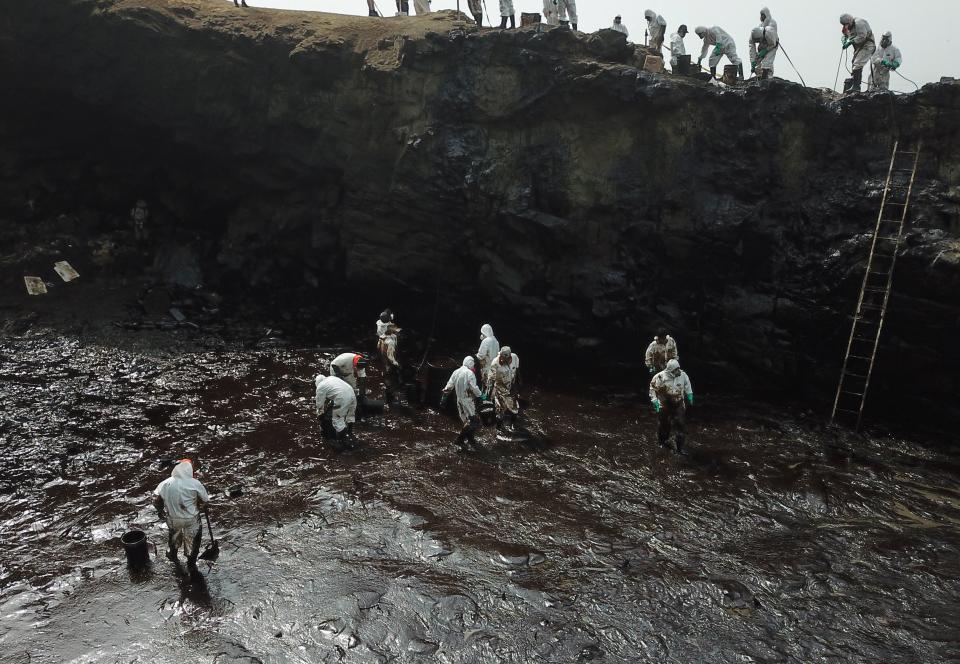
top-left (775, 42), bottom-right (806, 88)
top-left (481, 0), bottom-right (491, 27)
top-left (833, 48), bottom-right (844, 92)
top-left (894, 69), bottom-right (921, 91)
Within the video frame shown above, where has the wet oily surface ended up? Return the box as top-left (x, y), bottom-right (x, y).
top-left (1, 325), bottom-right (959, 663)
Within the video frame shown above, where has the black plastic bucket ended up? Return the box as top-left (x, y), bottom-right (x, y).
top-left (121, 530), bottom-right (150, 568)
top-left (675, 54), bottom-right (691, 75)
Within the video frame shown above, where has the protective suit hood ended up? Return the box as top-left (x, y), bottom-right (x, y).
top-left (695, 25), bottom-right (707, 37)
top-left (171, 460), bottom-right (194, 479)
top-left (480, 324), bottom-right (494, 339)
top-left (462, 356), bottom-right (475, 369)
top-left (760, 6), bottom-right (772, 21)
top-left (751, 26), bottom-right (763, 41)
top-left (839, 14), bottom-right (853, 26)
top-left (315, 373), bottom-right (326, 388)
top-left (666, 359), bottom-right (681, 372)
top-left (499, 346), bottom-right (512, 358)
top-left (644, 9), bottom-right (655, 21)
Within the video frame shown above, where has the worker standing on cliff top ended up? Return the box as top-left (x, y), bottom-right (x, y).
top-left (467, 0), bottom-right (482, 26)
top-left (395, 0), bottom-right (409, 16)
top-left (413, 0), bottom-right (430, 15)
top-left (649, 359), bottom-right (694, 454)
top-left (869, 32), bottom-right (902, 91)
top-left (557, 0), bottom-right (576, 31)
top-left (476, 324), bottom-right (500, 393)
top-left (669, 24), bottom-right (688, 68)
top-left (153, 459), bottom-right (209, 578)
top-left (840, 13), bottom-right (875, 94)
top-left (610, 15), bottom-right (628, 37)
top-left (749, 25), bottom-right (778, 79)
top-left (376, 309), bottom-right (402, 404)
top-left (442, 356), bottom-right (484, 451)
top-left (644, 10), bottom-right (667, 52)
top-left (543, 0), bottom-right (559, 26)
top-left (696, 25), bottom-right (743, 81)
top-left (315, 373), bottom-right (359, 450)
top-left (489, 346), bottom-right (521, 429)
top-left (499, 0), bottom-right (515, 29)
top-left (366, 0), bottom-right (377, 16)
top-left (233, 0), bottom-right (248, 7)
top-left (645, 331), bottom-right (678, 374)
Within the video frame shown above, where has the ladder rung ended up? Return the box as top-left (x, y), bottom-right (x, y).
top-left (874, 236), bottom-right (901, 241)
top-left (841, 390), bottom-right (865, 397)
top-left (859, 304), bottom-right (883, 311)
top-left (835, 408), bottom-right (860, 414)
top-left (847, 355), bottom-right (872, 361)
top-left (868, 270), bottom-right (890, 276)
top-left (896, 150), bottom-right (917, 155)
top-left (844, 371), bottom-right (868, 378)
top-left (853, 336), bottom-right (875, 342)
top-left (871, 253), bottom-right (895, 259)
top-left (863, 287), bottom-right (886, 293)
top-left (879, 217), bottom-right (904, 222)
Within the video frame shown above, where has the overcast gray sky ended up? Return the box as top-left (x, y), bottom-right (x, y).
top-left (239, 1), bottom-right (953, 93)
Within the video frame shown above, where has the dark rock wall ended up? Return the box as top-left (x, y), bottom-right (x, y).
top-left (1, 1), bottom-right (958, 422)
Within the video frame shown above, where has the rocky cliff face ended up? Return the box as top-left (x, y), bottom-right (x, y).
top-left (2, 0), bottom-right (958, 423)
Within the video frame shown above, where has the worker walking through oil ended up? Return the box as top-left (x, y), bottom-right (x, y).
top-left (840, 13), bottom-right (875, 94)
top-left (376, 309), bottom-right (402, 403)
top-left (442, 356), bottom-right (484, 451)
top-left (153, 459), bottom-right (209, 578)
top-left (645, 331), bottom-right (678, 374)
top-left (649, 359), bottom-right (694, 454)
top-left (870, 31), bottom-right (902, 91)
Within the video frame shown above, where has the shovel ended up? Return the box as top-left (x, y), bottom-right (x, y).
top-left (198, 508), bottom-right (220, 561)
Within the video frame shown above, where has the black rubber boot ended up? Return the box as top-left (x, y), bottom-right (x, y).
top-left (509, 14), bottom-right (515, 28)
top-left (710, 66), bottom-right (717, 79)
top-left (675, 433), bottom-right (687, 455)
top-left (499, 16), bottom-right (506, 28)
top-left (166, 546), bottom-right (178, 562)
top-left (368, 9), bottom-right (377, 16)
top-left (475, 15), bottom-right (481, 27)
top-left (572, 23), bottom-right (577, 31)
top-left (848, 68), bottom-right (863, 93)
top-left (738, 63), bottom-right (744, 80)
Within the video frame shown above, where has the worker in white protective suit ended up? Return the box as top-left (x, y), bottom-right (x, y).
top-left (376, 309), bottom-right (402, 403)
top-left (760, 6), bottom-right (777, 32)
top-left (413, 0), bottom-right (430, 15)
top-left (153, 459), bottom-right (209, 574)
top-left (840, 14), bottom-right (875, 94)
top-left (441, 356), bottom-right (484, 450)
top-left (543, 0), bottom-right (559, 26)
top-left (315, 374), bottom-right (358, 450)
top-left (696, 25), bottom-right (742, 81)
top-left (869, 31), bottom-right (902, 92)
top-left (644, 331), bottom-right (678, 374)
top-left (648, 358), bottom-right (694, 454)
top-left (329, 352), bottom-right (368, 419)
top-left (476, 323), bottom-right (500, 393)
top-left (498, 0), bottom-right (515, 28)
top-left (669, 24), bottom-right (688, 68)
top-left (749, 25), bottom-right (778, 79)
top-left (488, 346), bottom-right (520, 428)
top-left (556, 0), bottom-right (576, 31)
top-left (467, 0), bottom-right (482, 26)
top-left (644, 10), bottom-right (667, 52)
top-left (610, 15), bottom-right (628, 38)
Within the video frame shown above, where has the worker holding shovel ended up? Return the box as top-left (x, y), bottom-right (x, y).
top-left (153, 459), bottom-right (213, 579)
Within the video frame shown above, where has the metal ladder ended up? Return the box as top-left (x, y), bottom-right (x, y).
top-left (830, 141), bottom-right (921, 429)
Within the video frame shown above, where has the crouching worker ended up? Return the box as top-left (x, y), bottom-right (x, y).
top-left (330, 352), bottom-right (368, 419)
top-left (441, 356), bottom-right (483, 451)
top-left (315, 374), bottom-right (358, 451)
top-left (489, 346), bottom-right (520, 429)
top-left (648, 358), bottom-right (694, 454)
top-left (153, 459), bottom-right (209, 577)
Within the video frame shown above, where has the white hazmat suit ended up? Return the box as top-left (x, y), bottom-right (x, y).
top-left (644, 10), bottom-right (667, 51)
top-left (329, 352), bottom-right (366, 391)
top-left (315, 375), bottom-right (357, 433)
top-left (749, 25), bottom-right (778, 76)
top-left (154, 460), bottom-right (209, 561)
top-left (444, 356), bottom-right (483, 424)
top-left (669, 31), bottom-right (686, 67)
top-left (413, 0), bottom-right (430, 14)
top-left (556, 0), bottom-right (576, 28)
top-left (499, 0), bottom-right (514, 18)
top-left (840, 14), bottom-right (875, 75)
top-left (543, 0), bottom-right (559, 26)
top-left (870, 32), bottom-right (902, 91)
top-left (696, 25), bottom-right (741, 68)
top-left (489, 347), bottom-right (520, 418)
top-left (611, 18), bottom-right (628, 38)
top-left (476, 324), bottom-right (500, 391)
top-left (644, 335), bottom-right (678, 373)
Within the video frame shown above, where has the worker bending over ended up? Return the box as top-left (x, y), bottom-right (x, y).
top-left (315, 374), bottom-right (359, 450)
top-left (870, 31), bottom-right (902, 91)
top-left (840, 13), bottom-right (875, 94)
top-left (153, 459), bottom-right (209, 577)
top-left (696, 26), bottom-right (742, 81)
top-left (442, 356), bottom-right (484, 451)
top-left (645, 331), bottom-right (678, 374)
top-left (649, 359), bottom-right (694, 455)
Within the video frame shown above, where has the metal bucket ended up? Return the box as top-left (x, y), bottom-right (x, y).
top-left (121, 530), bottom-right (150, 568)
top-left (520, 12), bottom-right (540, 26)
top-left (722, 64), bottom-right (739, 85)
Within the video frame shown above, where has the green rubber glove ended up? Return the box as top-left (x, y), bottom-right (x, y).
top-left (648, 366), bottom-right (654, 375)
top-left (758, 48), bottom-right (768, 59)
top-left (891, 61), bottom-right (900, 69)
top-left (881, 59), bottom-right (891, 68)
top-left (686, 393), bottom-right (694, 406)
top-left (652, 399), bottom-right (661, 413)
top-left (480, 392), bottom-right (488, 401)
top-left (842, 38), bottom-right (852, 50)
top-left (713, 44), bottom-right (722, 56)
